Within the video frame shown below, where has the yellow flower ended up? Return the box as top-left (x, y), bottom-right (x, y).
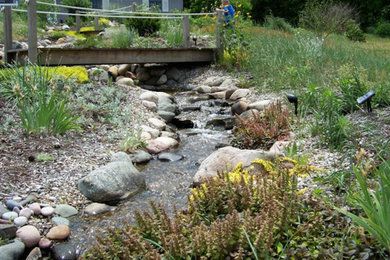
top-left (297, 187), bottom-right (308, 195)
top-left (205, 14), bottom-right (209, 18)
top-left (212, 16), bottom-right (217, 20)
top-left (234, 14), bottom-right (239, 18)
top-left (238, 4), bottom-right (242, 7)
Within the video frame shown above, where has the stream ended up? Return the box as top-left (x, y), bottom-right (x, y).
top-left (68, 87), bottom-right (235, 254)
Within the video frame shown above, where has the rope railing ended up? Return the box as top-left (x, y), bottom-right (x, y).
top-left (35, 1), bottom-right (215, 16)
top-left (12, 8), bottom-right (181, 19)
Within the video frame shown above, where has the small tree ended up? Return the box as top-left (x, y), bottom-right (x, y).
top-left (299, 0), bottom-right (356, 42)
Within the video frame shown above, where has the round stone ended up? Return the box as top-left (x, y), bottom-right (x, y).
top-left (84, 203), bottom-right (116, 216)
top-left (52, 243), bottom-right (77, 260)
top-left (0, 241), bottom-right (25, 260)
top-left (19, 208), bottom-right (33, 219)
top-left (38, 238), bottom-right (53, 249)
top-left (51, 217), bottom-right (70, 226)
top-left (54, 204), bottom-right (78, 218)
top-left (14, 216), bottom-right (28, 226)
top-left (2, 212), bottom-right (18, 221)
top-left (41, 206), bottom-right (54, 217)
top-left (16, 225), bottom-right (41, 248)
top-left (6, 200), bottom-right (22, 210)
top-left (46, 225), bottom-right (70, 240)
top-left (29, 203), bottom-right (41, 215)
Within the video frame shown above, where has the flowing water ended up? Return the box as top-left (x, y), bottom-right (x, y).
top-left (69, 88), bottom-right (235, 254)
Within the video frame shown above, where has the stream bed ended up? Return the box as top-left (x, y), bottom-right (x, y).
top-left (69, 88), bottom-right (234, 254)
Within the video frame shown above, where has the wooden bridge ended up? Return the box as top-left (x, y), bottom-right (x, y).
top-left (2, 0), bottom-right (224, 66)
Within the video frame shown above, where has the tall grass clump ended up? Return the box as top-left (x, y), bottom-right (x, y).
top-left (159, 19), bottom-right (183, 47)
top-left (103, 26), bottom-right (138, 48)
top-left (0, 64), bottom-right (80, 135)
top-left (337, 159), bottom-right (390, 253)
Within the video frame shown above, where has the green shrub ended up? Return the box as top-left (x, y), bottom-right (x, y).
top-left (345, 19), bottom-right (366, 42)
top-left (159, 19), bottom-right (183, 47)
top-left (264, 15), bottom-right (293, 33)
top-left (103, 26), bottom-right (138, 48)
top-left (125, 16), bottom-right (161, 37)
top-left (375, 22), bottom-right (390, 37)
top-left (0, 64), bottom-right (80, 135)
top-left (232, 101), bottom-right (290, 150)
top-left (119, 127), bottom-right (147, 152)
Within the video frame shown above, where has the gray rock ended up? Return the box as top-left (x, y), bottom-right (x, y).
top-left (140, 91), bottom-right (159, 103)
top-left (16, 225), bottom-right (41, 247)
top-left (248, 100), bottom-right (273, 111)
top-left (157, 102), bottom-right (178, 115)
top-left (14, 216), bottom-right (28, 226)
top-left (52, 243), bottom-right (78, 260)
top-left (194, 85), bottom-right (212, 94)
top-left (150, 68), bottom-right (166, 77)
top-left (148, 118), bottom-right (166, 130)
top-left (89, 68), bottom-right (109, 82)
top-left (20, 194), bottom-right (36, 206)
top-left (146, 137), bottom-right (178, 154)
top-left (141, 125), bottom-right (160, 139)
top-left (38, 238), bottom-right (53, 249)
top-left (110, 152), bottom-right (132, 163)
top-left (142, 100), bottom-right (157, 111)
top-left (52, 217), bottom-right (70, 226)
top-left (2, 212), bottom-right (18, 221)
top-left (229, 89), bottom-right (251, 101)
top-left (29, 203), bottom-right (41, 215)
top-left (157, 111), bottom-right (176, 122)
top-left (204, 76), bottom-right (224, 86)
top-left (156, 74), bottom-right (167, 85)
top-left (0, 224), bottom-right (17, 240)
top-left (128, 150), bottom-right (152, 164)
top-left (157, 153), bottom-right (184, 162)
top-left (166, 67), bottom-right (181, 81)
top-left (182, 83), bottom-right (197, 91)
top-left (61, 24), bottom-right (70, 31)
top-left (206, 116), bottom-right (236, 130)
top-left (6, 200), bottom-right (22, 210)
top-left (55, 205), bottom-right (78, 218)
top-left (26, 247), bottom-right (42, 260)
top-left (84, 203), bottom-right (116, 216)
top-left (193, 146), bottom-right (281, 184)
top-left (0, 204), bottom-right (8, 216)
top-left (78, 161), bottom-right (146, 203)
top-left (136, 68), bottom-right (151, 82)
top-left (0, 240), bottom-right (25, 260)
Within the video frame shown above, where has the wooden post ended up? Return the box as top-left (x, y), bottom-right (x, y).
top-left (94, 14), bottom-right (99, 30)
top-left (75, 10), bottom-right (81, 33)
top-left (182, 15), bottom-right (190, 48)
top-left (4, 6), bottom-right (13, 64)
top-left (215, 9), bottom-right (224, 58)
top-left (131, 2), bottom-right (137, 12)
top-left (28, 0), bottom-right (38, 63)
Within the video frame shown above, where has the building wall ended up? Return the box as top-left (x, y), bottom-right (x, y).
top-left (103, 0), bottom-right (182, 11)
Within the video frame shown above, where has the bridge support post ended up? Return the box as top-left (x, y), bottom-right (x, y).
top-left (182, 15), bottom-right (190, 48)
top-left (94, 14), bottom-right (99, 30)
top-left (215, 9), bottom-right (224, 59)
top-left (76, 10), bottom-right (81, 33)
top-left (28, 0), bottom-right (38, 63)
top-left (4, 6), bottom-right (13, 64)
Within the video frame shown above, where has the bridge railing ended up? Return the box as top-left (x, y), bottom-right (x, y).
top-left (2, 0), bottom-right (224, 64)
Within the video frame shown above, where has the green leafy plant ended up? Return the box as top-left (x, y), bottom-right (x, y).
top-left (119, 127), bottom-right (147, 152)
top-left (336, 160), bottom-right (390, 253)
top-left (232, 101), bottom-right (290, 149)
top-left (345, 19), bottom-right (366, 42)
top-left (36, 153), bottom-right (55, 162)
top-left (103, 26), bottom-right (138, 48)
top-left (125, 15), bottom-right (161, 37)
top-left (375, 22), bottom-right (390, 37)
top-left (159, 19), bottom-right (183, 47)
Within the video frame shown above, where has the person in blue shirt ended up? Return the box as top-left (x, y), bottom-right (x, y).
top-left (222, 0), bottom-right (235, 27)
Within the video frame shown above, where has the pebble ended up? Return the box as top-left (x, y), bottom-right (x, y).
top-left (46, 225), bottom-right (71, 240)
top-left (52, 243), bottom-right (78, 260)
top-left (157, 152), bottom-right (184, 162)
top-left (16, 225), bottom-right (41, 247)
top-left (0, 204), bottom-right (8, 215)
top-left (19, 194), bottom-right (37, 206)
top-left (19, 208), bottom-right (33, 219)
top-left (13, 207), bottom-right (20, 215)
top-left (0, 219), bottom-right (11, 224)
top-left (38, 237), bottom-right (53, 249)
top-left (26, 247), bottom-right (42, 260)
top-left (2, 211), bottom-right (18, 221)
top-left (41, 206), bottom-right (55, 216)
top-left (0, 224), bottom-right (17, 239)
top-left (0, 240), bottom-right (25, 260)
top-left (52, 217), bottom-right (70, 226)
top-left (84, 203), bottom-right (116, 216)
top-left (55, 204), bottom-right (78, 218)
top-left (29, 203), bottom-right (41, 215)
top-left (14, 216), bottom-right (28, 226)
top-left (6, 200), bottom-right (22, 210)
top-left (12, 196), bottom-right (22, 202)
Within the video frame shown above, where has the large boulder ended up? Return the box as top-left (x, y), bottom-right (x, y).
top-left (193, 146), bottom-right (281, 184)
top-left (78, 154), bottom-right (146, 203)
top-left (0, 240), bottom-right (25, 260)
